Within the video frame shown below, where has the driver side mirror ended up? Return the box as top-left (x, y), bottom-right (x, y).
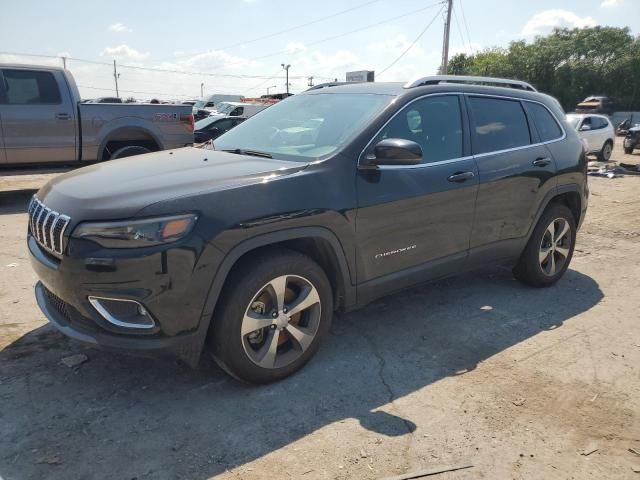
top-left (360, 138), bottom-right (422, 168)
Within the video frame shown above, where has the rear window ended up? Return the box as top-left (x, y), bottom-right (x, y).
top-left (468, 97), bottom-right (531, 154)
top-left (524, 102), bottom-right (563, 142)
top-left (1, 69), bottom-right (61, 105)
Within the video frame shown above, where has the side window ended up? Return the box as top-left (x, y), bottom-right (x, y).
top-left (582, 117), bottom-right (592, 129)
top-left (524, 102), bottom-right (563, 142)
top-left (230, 107), bottom-right (244, 116)
top-left (468, 96), bottom-right (531, 154)
top-left (213, 119), bottom-right (234, 131)
top-left (592, 117), bottom-right (607, 130)
top-left (1, 69), bottom-right (61, 105)
top-left (372, 95), bottom-right (463, 164)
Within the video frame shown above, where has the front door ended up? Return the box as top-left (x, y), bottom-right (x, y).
top-left (356, 94), bottom-right (478, 291)
top-left (0, 68), bottom-right (76, 165)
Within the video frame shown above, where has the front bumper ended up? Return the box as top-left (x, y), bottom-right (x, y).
top-left (28, 233), bottom-right (222, 367)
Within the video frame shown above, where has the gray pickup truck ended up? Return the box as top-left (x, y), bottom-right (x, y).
top-left (0, 64), bottom-right (194, 167)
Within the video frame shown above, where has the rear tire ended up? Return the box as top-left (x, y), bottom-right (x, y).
top-left (110, 145), bottom-right (151, 160)
top-left (209, 248), bottom-right (333, 384)
top-left (598, 141), bottom-right (613, 161)
top-left (513, 203), bottom-right (576, 288)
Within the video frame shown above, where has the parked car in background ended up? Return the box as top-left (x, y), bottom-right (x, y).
top-left (0, 64), bottom-right (194, 166)
top-left (28, 75), bottom-right (588, 383)
top-left (194, 116), bottom-right (246, 143)
top-left (575, 96), bottom-right (614, 115)
top-left (83, 96), bottom-right (123, 104)
top-left (566, 113), bottom-right (615, 161)
top-left (623, 126), bottom-right (640, 154)
top-left (616, 117), bottom-right (640, 136)
top-left (209, 102), bottom-right (270, 119)
top-left (193, 94), bottom-right (244, 120)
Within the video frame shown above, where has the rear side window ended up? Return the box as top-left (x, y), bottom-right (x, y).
top-left (1, 69), bottom-right (61, 105)
top-left (592, 117), bottom-right (608, 130)
top-left (524, 102), bottom-right (563, 142)
top-left (468, 97), bottom-right (530, 154)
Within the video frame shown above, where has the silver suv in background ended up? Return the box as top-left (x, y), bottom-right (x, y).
top-left (0, 64), bottom-right (194, 167)
top-left (566, 113), bottom-right (615, 161)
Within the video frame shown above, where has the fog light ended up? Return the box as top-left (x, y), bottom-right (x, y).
top-left (88, 296), bottom-right (156, 329)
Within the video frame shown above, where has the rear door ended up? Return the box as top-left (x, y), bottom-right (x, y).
top-left (0, 73), bottom-right (6, 164)
top-left (466, 95), bottom-right (558, 264)
top-left (356, 94), bottom-right (478, 285)
top-left (0, 68), bottom-right (76, 164)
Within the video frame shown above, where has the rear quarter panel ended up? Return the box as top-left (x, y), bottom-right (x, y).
top-left (78, 104), bottom-right (194, 161)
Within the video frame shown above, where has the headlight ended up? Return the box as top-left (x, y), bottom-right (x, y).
top-left (72, 214), bottom-right (198, 248)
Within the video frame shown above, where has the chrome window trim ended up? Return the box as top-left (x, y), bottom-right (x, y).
top-left (357, 91), bottom-right (567, 170)
top-left (88, 296), bottom-right (156, 330)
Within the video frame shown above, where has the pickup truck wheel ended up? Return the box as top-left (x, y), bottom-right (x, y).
top-left (597, 141), bottom-right (613, 161)
top-left (210, 248), bottom-right (333, 384)
top-left (513, 203), bottom-right (576, 288)
top-left (109, 145), bottom-right (151, 160)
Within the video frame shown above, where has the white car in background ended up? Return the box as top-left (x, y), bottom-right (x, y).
top-left (566, 113), bottom-right (615, 161)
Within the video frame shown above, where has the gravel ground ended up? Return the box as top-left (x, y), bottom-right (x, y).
top-left (1, 145), bottom-right (639, 480)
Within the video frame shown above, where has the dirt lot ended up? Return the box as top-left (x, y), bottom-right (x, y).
top-left (1, 146), bottom-right (639, 480)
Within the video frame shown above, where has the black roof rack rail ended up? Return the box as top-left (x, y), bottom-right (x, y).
top-left (306, 81), bottom-right (360, 91)
top-left (404, 75), bottom-right (537, 92)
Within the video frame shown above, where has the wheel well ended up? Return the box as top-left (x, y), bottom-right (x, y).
top-left (224, 238), bottom-right (347, 311)
top-left (550, 191), bottom-right (581, 223)
top-left (101, 129), bottom-right (160, 160)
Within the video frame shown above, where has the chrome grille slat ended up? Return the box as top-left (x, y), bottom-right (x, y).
top-left (28, 195), bottom-right (71, 257)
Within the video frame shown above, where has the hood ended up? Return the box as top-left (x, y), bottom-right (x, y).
top-left (37, 147), bottom-right (307, 221)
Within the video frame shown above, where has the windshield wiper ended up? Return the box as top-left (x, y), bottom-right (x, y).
top-left (221, 148), bottom-right (273, 158)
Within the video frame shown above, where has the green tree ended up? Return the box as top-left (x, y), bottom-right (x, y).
top-left (448, 26), bottom-right (640, 111)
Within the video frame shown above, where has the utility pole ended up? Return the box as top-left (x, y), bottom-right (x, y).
top-left (440, 0), bottom-right (453, 75)
top-left (200, 82), bottom-right (204, 98)
top-left (281, 63), bottom-right (291, 95)
top-left (266, 85), bottom-right (277, 95)
top-left (113, 59), bottom-right (120, 98)
top-left (307, 76), bottom-right (314, 87)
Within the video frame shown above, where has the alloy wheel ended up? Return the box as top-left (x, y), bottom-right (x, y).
top-left (241, 275), bottom-right (321, 369)
top-left (603, 143), bottom-right (612, 160)
top-left (539, 217), bottom-right (572, 276)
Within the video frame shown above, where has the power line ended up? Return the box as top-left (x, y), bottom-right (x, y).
top-left (160, 0), bottom-right (383, 62)
top-left (77, 84), bottom-right (194, 98)
top-left (452, 7), bottom-right (470, 55)
top-left (377, 4), bottom-right (445, 77)
top-left (458, 0), bottom-right (475, 54)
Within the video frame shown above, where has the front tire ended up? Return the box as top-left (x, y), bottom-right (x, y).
top-left (513, 203), bottom-right (576, 288)
top-left (598, 141), bottom-right (613, 161)
top-left (209, 248), bottom-right (333, 384)
top-left (624, 146), bottom-right (634, 154)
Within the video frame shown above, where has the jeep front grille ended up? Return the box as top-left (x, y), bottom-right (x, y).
top-left (28, 195), bottom-right (71, 256)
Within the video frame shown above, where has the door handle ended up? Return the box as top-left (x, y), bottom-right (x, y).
top-left (447, 171), bottom-right (475, 183)
top-left (532, 157), bottom-right (551, 167)
top-left (56, 113), bottom-right (71, 120)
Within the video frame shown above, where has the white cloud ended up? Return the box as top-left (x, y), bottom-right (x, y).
top-left (101, 45), bottom-right (149, 60)
top-left (369, 35), bottom-right (424, 57)
top-left (285, 42), bottom-right (307, 54)
top-left (601, 0), bottom-right (623, 7)
top-left (108, 23), bottom-right (131, 33)
top-left (521, 10), bottom-right (596, 37)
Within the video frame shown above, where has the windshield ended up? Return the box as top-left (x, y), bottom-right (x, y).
top-left (194, 116), bottom-right (217, 130)
top-left (214, 93), bottom-right (392, 161)
top-left (566, 115), bottom-right (581, 129)
top-left (214, 103), bottom-right (234, 114)
top-left (194, 100), bottom-right (206, 110)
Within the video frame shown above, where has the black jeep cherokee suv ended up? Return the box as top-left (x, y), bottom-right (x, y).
top-left (29, 75), bottom-right (588, 383)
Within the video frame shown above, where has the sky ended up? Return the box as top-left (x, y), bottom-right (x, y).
top-left (0, 0), bottom-right (637, 101)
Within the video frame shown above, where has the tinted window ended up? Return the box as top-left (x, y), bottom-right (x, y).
top-left (469, 97), bottom-right (530, 154)
top-left (592, 117), bottom-right (608, 130)
top-left (1, 69), bottom-right (61, 105)
top-left (372, 95), bottom-right (463, 164)
top-left (524, 102), bottom-right (563, 142)
top-left (212, 119), bottom-right (235, 131)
